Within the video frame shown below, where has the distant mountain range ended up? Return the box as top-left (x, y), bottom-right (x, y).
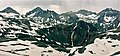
top-left (0, 7), bottom-right (120, 55)
top-left (0, 7), bottom-right (119, 25)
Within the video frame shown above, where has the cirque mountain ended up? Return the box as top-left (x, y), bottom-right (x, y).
top-left (96, 8), bottom-right (120, 32)
top-left (97, 8), bottom-right (120, 23)
top-left (0, 7), bottom-right (120, 56)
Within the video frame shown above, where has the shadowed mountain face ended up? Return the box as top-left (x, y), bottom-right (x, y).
top-left (36, 20), bottom-right (97, 46)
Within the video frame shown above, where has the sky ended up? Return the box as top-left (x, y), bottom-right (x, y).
top-left (0, 0), bottom-right (120, 14)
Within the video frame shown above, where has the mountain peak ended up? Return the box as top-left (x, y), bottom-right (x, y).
top-left (25, 7), bottom-right (59, 17)
top-left (98, 8), bottom-right (119, 16)
top-left (25, 7), bottom-right (43, 17)
top-left (34, 7), bottom-right (43, 11)
top-left (105, 8), bottom-right (113, 10)
top-left (31, 7), bottom-right (43, 12)
top-left (0, 7), bottom-right (19, 14)
top-left (102, 8), bottom-right (115, 12)
top-left (5, 7), bottom-right (13, 10)
top-left (77, 9), bottom-right (96, 16)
